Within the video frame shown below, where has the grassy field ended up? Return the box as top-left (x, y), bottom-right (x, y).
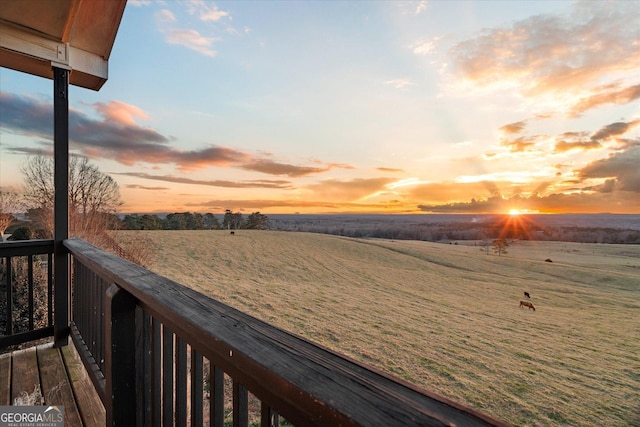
top-left (116, 230), bottom-right (640, 426)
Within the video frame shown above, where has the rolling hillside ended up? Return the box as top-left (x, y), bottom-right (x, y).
top-left (115, 230), bottom-right (640, 426)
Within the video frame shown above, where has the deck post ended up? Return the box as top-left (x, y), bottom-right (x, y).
top-left (104, 283), bottom-right (137, 426)
top-left (53, 64), bottom-right (70, 347)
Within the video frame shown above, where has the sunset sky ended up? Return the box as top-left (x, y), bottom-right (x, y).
top-left (1, 0), bottom-right (639, 214)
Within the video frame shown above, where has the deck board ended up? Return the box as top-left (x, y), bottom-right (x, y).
top-left (37, 343), bottom-right (83, 426)
top-left (10, 347), bottom-right (41, 404)
top-left (0, 352), bottom-right (10, 405)
top-left (0, 342), bottom-right (105, 427)
top-left (61, 343), bottom-right (106, 426)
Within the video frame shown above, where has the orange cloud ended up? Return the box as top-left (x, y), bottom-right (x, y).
top-left (500, 136), bottom-right (538, 153)
top-left (570, 84), bottom-right (640, 117)
top-left (117, 172), bottom-right (293, 189)
top-left (306, 178), bottom-right (397, 202)
top-left (241, 160), bottom-right (354, 177)
top-left (449, 2), bottom-right (639, 108)
top-left (94, 101), bottom-right (149, 126)
top-left (499, 121), bottom-right (527, 135)
top-left (553, 136), bottom-right (601, 153)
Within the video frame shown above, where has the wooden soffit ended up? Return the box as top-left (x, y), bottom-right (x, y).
top-left (0, 0), bottom-right (127, 91)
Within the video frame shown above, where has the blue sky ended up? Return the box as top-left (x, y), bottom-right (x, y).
top-left (1, 0), bottom-right (639, 214)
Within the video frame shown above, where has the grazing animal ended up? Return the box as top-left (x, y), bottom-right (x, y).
top-left (519, 300), bottom-right (536, 311)
top-left (230, 231), bottom-right (235, 235)
top-left (524, 291), bottom-right (531, 299)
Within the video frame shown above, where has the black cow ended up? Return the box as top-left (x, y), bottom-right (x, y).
top-left (524, 291), bottom-right (531, 299)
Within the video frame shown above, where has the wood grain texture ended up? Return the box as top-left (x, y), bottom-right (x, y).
top-left (10, 347), bottom-right (40, 404)
top-left (60, 343), bottom-right (106, 427)
top-left (36, 343), bottom-right (83, 426)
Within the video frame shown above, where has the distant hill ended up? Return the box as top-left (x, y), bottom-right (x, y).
top-left (268, 213), bottom-right (640, 243)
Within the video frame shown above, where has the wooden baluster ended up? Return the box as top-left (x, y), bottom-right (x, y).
top-left (233, 380), bottom-right (248, 427)
top-left (151, 317), bottom-right (161, 426)
top-left (176, 337), bottom-right (188, 427)
top-left (191, 349), bottom-right (203, 427)
top-left (5, 257), bottom-right (12, 335)
top-left (211, 365), bottom-right (224, 427)
top-left (28, 255), bottom-right (34, 330)
top-left (261, 402), bottom-right (279, 427)
top-left (163, 325), bottom-right (174, 426)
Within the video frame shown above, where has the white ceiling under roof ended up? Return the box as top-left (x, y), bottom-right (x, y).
top-left (0, 0), bottom-right (127, 91)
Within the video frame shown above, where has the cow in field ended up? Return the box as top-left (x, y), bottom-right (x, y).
top-left (519, 300), bottom-right (536, 311)
top-left (524, 291), bottom-right (530, 299)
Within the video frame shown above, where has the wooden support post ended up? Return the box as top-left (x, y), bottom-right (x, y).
top-left (104, 283), bottom-right (137, 426)
top-left (53, 64), bottom-right (70, 347)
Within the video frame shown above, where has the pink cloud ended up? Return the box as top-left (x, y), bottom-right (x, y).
top-left (94, 101), bottom-right (149, 126)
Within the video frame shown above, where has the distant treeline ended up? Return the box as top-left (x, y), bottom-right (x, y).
top-left (120, 210), bottom-right (269, 231)
top-left (268, 215), bottom-right (640, 244)
top-left (119, 212), bottom-right (640, 243)
top-left (7, 210), bottom-right (639, 245)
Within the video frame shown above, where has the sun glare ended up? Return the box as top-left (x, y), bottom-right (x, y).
top-left (509, 209), bottom-right (521, 216)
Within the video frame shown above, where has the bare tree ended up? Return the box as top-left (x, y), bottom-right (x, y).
top-left (479, 239), bottom-right (492, 255)
top-left (70, 157), bottom-right (121, 224)
top-left (0, 190), bottom-right (22, 241)
top-left (20, 155), bottom-right (54, 211)
top-left (20, 155), bottom-right (154, 267)
top-left (492, 238), bottom-right (509, 256)
top-left (21, 155), bottom-right (121, 238)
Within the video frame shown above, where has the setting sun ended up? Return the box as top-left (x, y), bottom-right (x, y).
top-left (509, 209), bottom-right (521, 216)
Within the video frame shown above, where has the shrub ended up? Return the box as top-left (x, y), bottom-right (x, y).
top-left (7, 225), bottom-right (35, 241)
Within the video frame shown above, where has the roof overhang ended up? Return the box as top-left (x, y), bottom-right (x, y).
top-left (0, 0), bottom-right (127, 91)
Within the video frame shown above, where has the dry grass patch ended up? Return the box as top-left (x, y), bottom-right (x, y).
top-left (115, 230), bottom-right (640, 426)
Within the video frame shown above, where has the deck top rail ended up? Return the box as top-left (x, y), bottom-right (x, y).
top-left (65, 237), bottom-right (508, 426)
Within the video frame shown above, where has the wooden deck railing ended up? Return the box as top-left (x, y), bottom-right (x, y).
top-left (0, 240), bottom-right (54, 348)
top-left (64, 238), bottom-right (509, 427)
top-left (2, 237), bottom-right (510, 426)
